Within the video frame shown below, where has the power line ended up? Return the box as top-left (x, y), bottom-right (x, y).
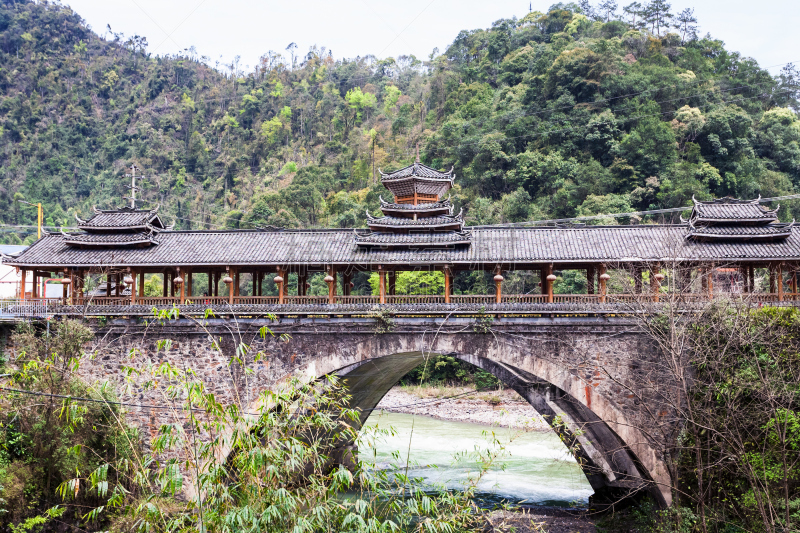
top-left (480, 193), bottom-right (800, 228)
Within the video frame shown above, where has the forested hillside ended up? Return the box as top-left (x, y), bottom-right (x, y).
top-left (0, 0), bottom-right (799, 243)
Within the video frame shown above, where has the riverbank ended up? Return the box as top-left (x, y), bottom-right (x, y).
top-left (374, 385), bottom-right (549, 430)
top-left (488, 509), bottom-right (597, 533)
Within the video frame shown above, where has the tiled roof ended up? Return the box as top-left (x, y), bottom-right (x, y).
top-left (366, 215), bottom-right (463, 230)
top-left (355, 230), bottom-right (472, 247)
top-left (77, 207), bottom-right (164, 231)
top-left (11, 225), bottom-right (800, 268)
top-left (61, 231), bottom-right (159, 247)
top-left (686, 223), bottom-right (794, 241)
top-left (379, 162), bottom-right (454, 181)
top-left (379, 197), bottom-right (452, 216)
top-left (383, 180), bottom-right (453, 199)
top-left (691, 197), bottom-right (778, 223)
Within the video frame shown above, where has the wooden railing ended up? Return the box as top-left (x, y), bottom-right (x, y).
top-left (283, 295), bottom-right (330, 305)
top-left (502, 294), bottom-right (549, 303)
top-left (231, 296), bottom-right (280, 305)
top-left (14, 292), bottom-right (800, 313)
top-left (335, 295), bottom-right (380, 305)
top-left (553, 294), bottom-right (602, 303)
top-left (450, 295), bottom-right (497, 304)
top-left (387, 295), bottom-right (446, 304)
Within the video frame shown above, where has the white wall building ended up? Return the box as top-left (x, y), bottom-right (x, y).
top-left (0, 245), bottom-right (63, 299)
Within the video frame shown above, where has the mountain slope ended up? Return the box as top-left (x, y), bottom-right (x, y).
top-left (0, 0), bottom-right (798, 243)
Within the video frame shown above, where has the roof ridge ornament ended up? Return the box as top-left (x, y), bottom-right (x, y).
top-left (75, 213), bottom-right (86, 225)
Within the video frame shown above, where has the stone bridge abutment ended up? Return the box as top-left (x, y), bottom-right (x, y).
top-left (79, 316), bottom-right (673, 507)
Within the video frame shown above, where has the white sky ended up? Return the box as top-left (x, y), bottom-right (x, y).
top-left (64, 0), bottom-right (799, 75)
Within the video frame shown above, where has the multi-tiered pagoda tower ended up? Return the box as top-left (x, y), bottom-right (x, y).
top-left (355, 161), bottom-right (471, 248)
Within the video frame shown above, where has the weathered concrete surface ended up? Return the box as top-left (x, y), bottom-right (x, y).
top-left (80, 315), bottom-right (673, 506)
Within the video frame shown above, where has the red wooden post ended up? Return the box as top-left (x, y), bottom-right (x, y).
top-left (19, 268), bottom-right (26, 301)
top-left (379, 267), bottom-right (386, 304)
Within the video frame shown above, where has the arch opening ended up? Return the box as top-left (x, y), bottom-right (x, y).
top-left (331, 351), bottom-right (665, 509)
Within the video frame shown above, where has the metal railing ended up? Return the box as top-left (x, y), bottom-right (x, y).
top-left (0, 298), bottom-right (51, 318)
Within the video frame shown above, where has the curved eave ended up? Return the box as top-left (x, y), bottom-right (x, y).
top-left (380, 207), bottom-right (451, 217)
top-left (381, 175), bottom-right (455, 185)
top-left (62, 239), bottom-right (159, 248)
top-left (692, 217), bottom-right (779, 225)
top-left (686, 233), bottom-right (792, 242)
top-left (367, 222), bottom-right (463, 231)
top-left (355, 239), bottom-right (473, 248)
top-left (78, 224), bottom-right (151, 232)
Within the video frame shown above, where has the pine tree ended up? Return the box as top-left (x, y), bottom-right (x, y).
top-left (644, 0), bottom-right (674, 36)
top-left (675, 7), bottom-right (698, 43)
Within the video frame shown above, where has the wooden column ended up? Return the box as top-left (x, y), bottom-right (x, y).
top-left (234, 271), bottom-right (240, 297)
top-left (162, 271), bottom-right (169, 297)
top-left (105, 273), bottom-right (111, 299)
top-left (444, 266), bottom-right (452, 304)
top-left (599, 265), bottom-right (608, 304)
top-left (274, 269), bottom-right (285, 304)
top-left (650, 264), bottom-right (659, 303)
top-left (138, 272), bottom-right (145, 299)
top-left (226, 268), bottom-right (234, 305)
top-left (178, 270), bottom-right (185, 304)
top-left (587, 266), bottom-right (595, 295)
top-left (115, 273), bottom-right (121, 297)
top-left (298, 273), bottom-right (307, 296)
top-left (792, 268), bottom-right (798, 297)
top-left (494, 267), bottom-right (504, 304)
top-left (19, 269), bottom-right (26, 301)
top-left (129, 270), bottom-right (136, 305)
top-left (544, 264), bottom-right (554, 304)
top-left (379, 267), bottom-right (386, 304)
top-left (777, 263), bottom-right (784, 302)
top-left (61, 271), bottom-right (69, 305)
top-left (326, 266), bottom-right (337, 304)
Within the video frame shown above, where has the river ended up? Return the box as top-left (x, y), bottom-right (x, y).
top-left (360, 411), bottom-right (594, 507)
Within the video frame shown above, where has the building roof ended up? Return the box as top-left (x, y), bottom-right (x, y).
top-left (366, 213), bottom-right (464, 231)
top-left (61, 231), bottom-right (160, 247)
top-left (686, 223), bottom-right (795, 241)
top-left (76, 207), bottom-right (165, 231)
top-left (355, 230), bottom-right (473, 247)
top-left (10, 224), bottom-right (800, 268)
top-left (379, 162), bottom-right (455, 181)
top-left (378, 163), bottom-right (455, 199)
top-left (690, 196), bottom-right (779, 224)
top-left (379, 196), bottom-right (453, 216)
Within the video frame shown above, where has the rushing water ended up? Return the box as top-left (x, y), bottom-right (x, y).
top-left (359, 411), bottom-right (594, 507)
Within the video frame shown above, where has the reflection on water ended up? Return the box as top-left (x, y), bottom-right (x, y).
top-left (359, 411), bottom-right (594, 507)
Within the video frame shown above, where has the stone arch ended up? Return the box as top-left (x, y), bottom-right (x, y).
top-left (264, 331), bottom-right (672, 508)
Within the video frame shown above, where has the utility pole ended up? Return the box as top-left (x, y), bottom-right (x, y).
top-left (124, 164), bottom-right (141, 208)
top-left (19, 200), bottom-right (43, 239)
